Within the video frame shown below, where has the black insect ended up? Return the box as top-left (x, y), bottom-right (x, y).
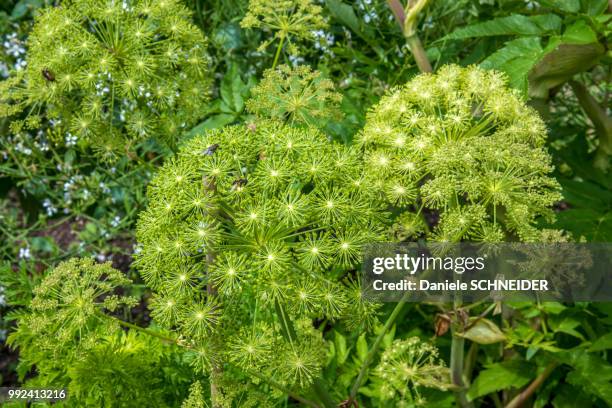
top-left (42, 68), bottom-right (55, 82)
top-left (232, 178), bottom-right (248, 189)
top-left (203, 143), bottom-right (219, 156)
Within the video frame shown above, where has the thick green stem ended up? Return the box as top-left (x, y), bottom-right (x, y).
top-left (463, 342), bottom-right (479, 382)
top-left (569, 80), bottom-right (612, 171)
top-left (387, 0), bottom-right (433, 74)
top-left (405, 34), bottom-right (432, 73)
top-left (451, 335), bottom-right (471, 407)
top-left (207, 252), bottom-right (222, 408)
top-left (349, 299), bottom-right (407, 400)
top-left (505, 363), bottom-right (557, 408)
top-left (451, 292), bottom-right (473, 408)
top-left (271, 36), bottom-right (286, 70)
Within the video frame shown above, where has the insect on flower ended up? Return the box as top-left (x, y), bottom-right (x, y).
top-left (203, 143), bottom-right (219, 156)
top-left (41, 68), bottom-right (55, 82)
top-left (232, 178), bottom-right (248, 190)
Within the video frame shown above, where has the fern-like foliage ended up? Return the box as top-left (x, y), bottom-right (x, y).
top-left (0, 0), bottom-right (211, 157)
top-left (357, 65), bottom-right (562, 242)
top-left (135, 119), bottom-right (388, 402)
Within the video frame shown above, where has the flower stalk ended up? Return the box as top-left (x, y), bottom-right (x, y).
top-left (505, 362), bottom-right (557, 408)
top-left (349, 295), bottom-right (408, 400)
top-left (569, 80), bottom-right (612, 171)
top-left (272, 36), bottom-right (286, 69)
top-left (387, 0), bottom-right (433, 73)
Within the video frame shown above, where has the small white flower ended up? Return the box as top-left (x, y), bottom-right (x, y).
top-left (18, 247), bottom-right (31, 260)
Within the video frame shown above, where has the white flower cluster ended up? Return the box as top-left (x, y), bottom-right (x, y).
top-left (357, 0), bottom-right (378, 23)
top-left (2, 32), bottom-right (27, 74)
top-left (312, 29), bottom-right (335, 56)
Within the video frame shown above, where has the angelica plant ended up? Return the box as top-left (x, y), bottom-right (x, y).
top-left (0, 0), bottom-right (211, 157)
top-left (357, 65), bottom-right (562, 243)
top-left (372, 337), bottom-right (451, 407)
top-left (240, 0), bottom-right (327, 67)
top-left (247, 64), bottom-right (342, 130)
top-left (136, 119), bottom-right (388, 405)
top-left (7, 258), bottom-right (196, 406)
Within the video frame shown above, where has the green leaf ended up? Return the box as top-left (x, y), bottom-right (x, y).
top-left (459, 318), bottom-right (506, 345)
top-left (559, 20), bottom-right (599, 44)
top-left (552, 384), bottom-right (592, 408)
top-left (526, 345), bottom-right (539, 360)
top-left (530, 14), bottom-right (564, 33)
top-left (481, 37), bottom-right (543, 94)
top-left (186, 114), bottom-right (237, 137)
top-left (30, 237), bottom-right (56, 254)
top-left (554, 317), bottom-right (585, 340)
top-left (560, 350), bottom-right (612, 404)
top-left (10, 0), bottom-right (43, 20)
top-left (467, 360), bottom-right (534, 401)
top-left (541, 302), bottom-right (566, 315)
top-left (443, 14), bottom-right (561, 40)
top-left (334, 331), bottom-right (349, 365)
top-left (220, 65), bottom-right (247, 113)
top-left (589, 333), bottom-right (612, 352)
top-left (356, 334), bottom-right (368, 362)
top-left (582, 0), bottom-right (608, 16)
top-left (325, 0), bottom-right (372, 41)
top-left (213, 22), bottom-right (243, 51)
top-left (542, 0), bottom-right (581, 13)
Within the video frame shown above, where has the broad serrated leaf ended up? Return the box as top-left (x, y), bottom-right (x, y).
top-left (552, 384), bottom-right (592, 408)
top-left (541, 0), bottom-right (581, 13)
top-left (467, 360), bottom-right (534, 401)
top-left (481, 37), bottom-right (543, 94)
top-left (459, 318), bottom-right (506, 345)
top-left (554, 209), bottom-right (612, 241)
top-left (583, 0), bottom-right (608, 16)
top-left (560, 350), bottom-right (612, 404)
top-left (589, 333), bottom-right (612, 352)
top-left (442, 14), bottom-right (560, 40)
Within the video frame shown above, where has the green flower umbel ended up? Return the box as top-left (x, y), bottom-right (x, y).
top-left (241, 0), bottom-right (327, 59)
top-left (0, 0), bottom-right (211, 156)
top-left (358, 65), bottom-right (562, 242)
top-left (8, 258), bottom-right (137, 356)
top-left (373, 337), bottom-right (451, 407)
top-left (136, 120), bottom-right (387, 396)
top-left (247, 64), bottom-right (342, 129)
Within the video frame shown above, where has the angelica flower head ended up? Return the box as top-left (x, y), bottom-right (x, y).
top-left (241, 0), bottom-right (327, 55)
top-left (136, 119), bottom-right (387, 392)
top-left (248, 64), bottom-right (342, 129)
top-left (374, 337), bottom-right (451, 405)
top-left (0, 0), bottom-right (211, 157)
top-left (8, 258), bottom-right (137, 354)
top-left (358, 65), bottom-right (562, 242)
